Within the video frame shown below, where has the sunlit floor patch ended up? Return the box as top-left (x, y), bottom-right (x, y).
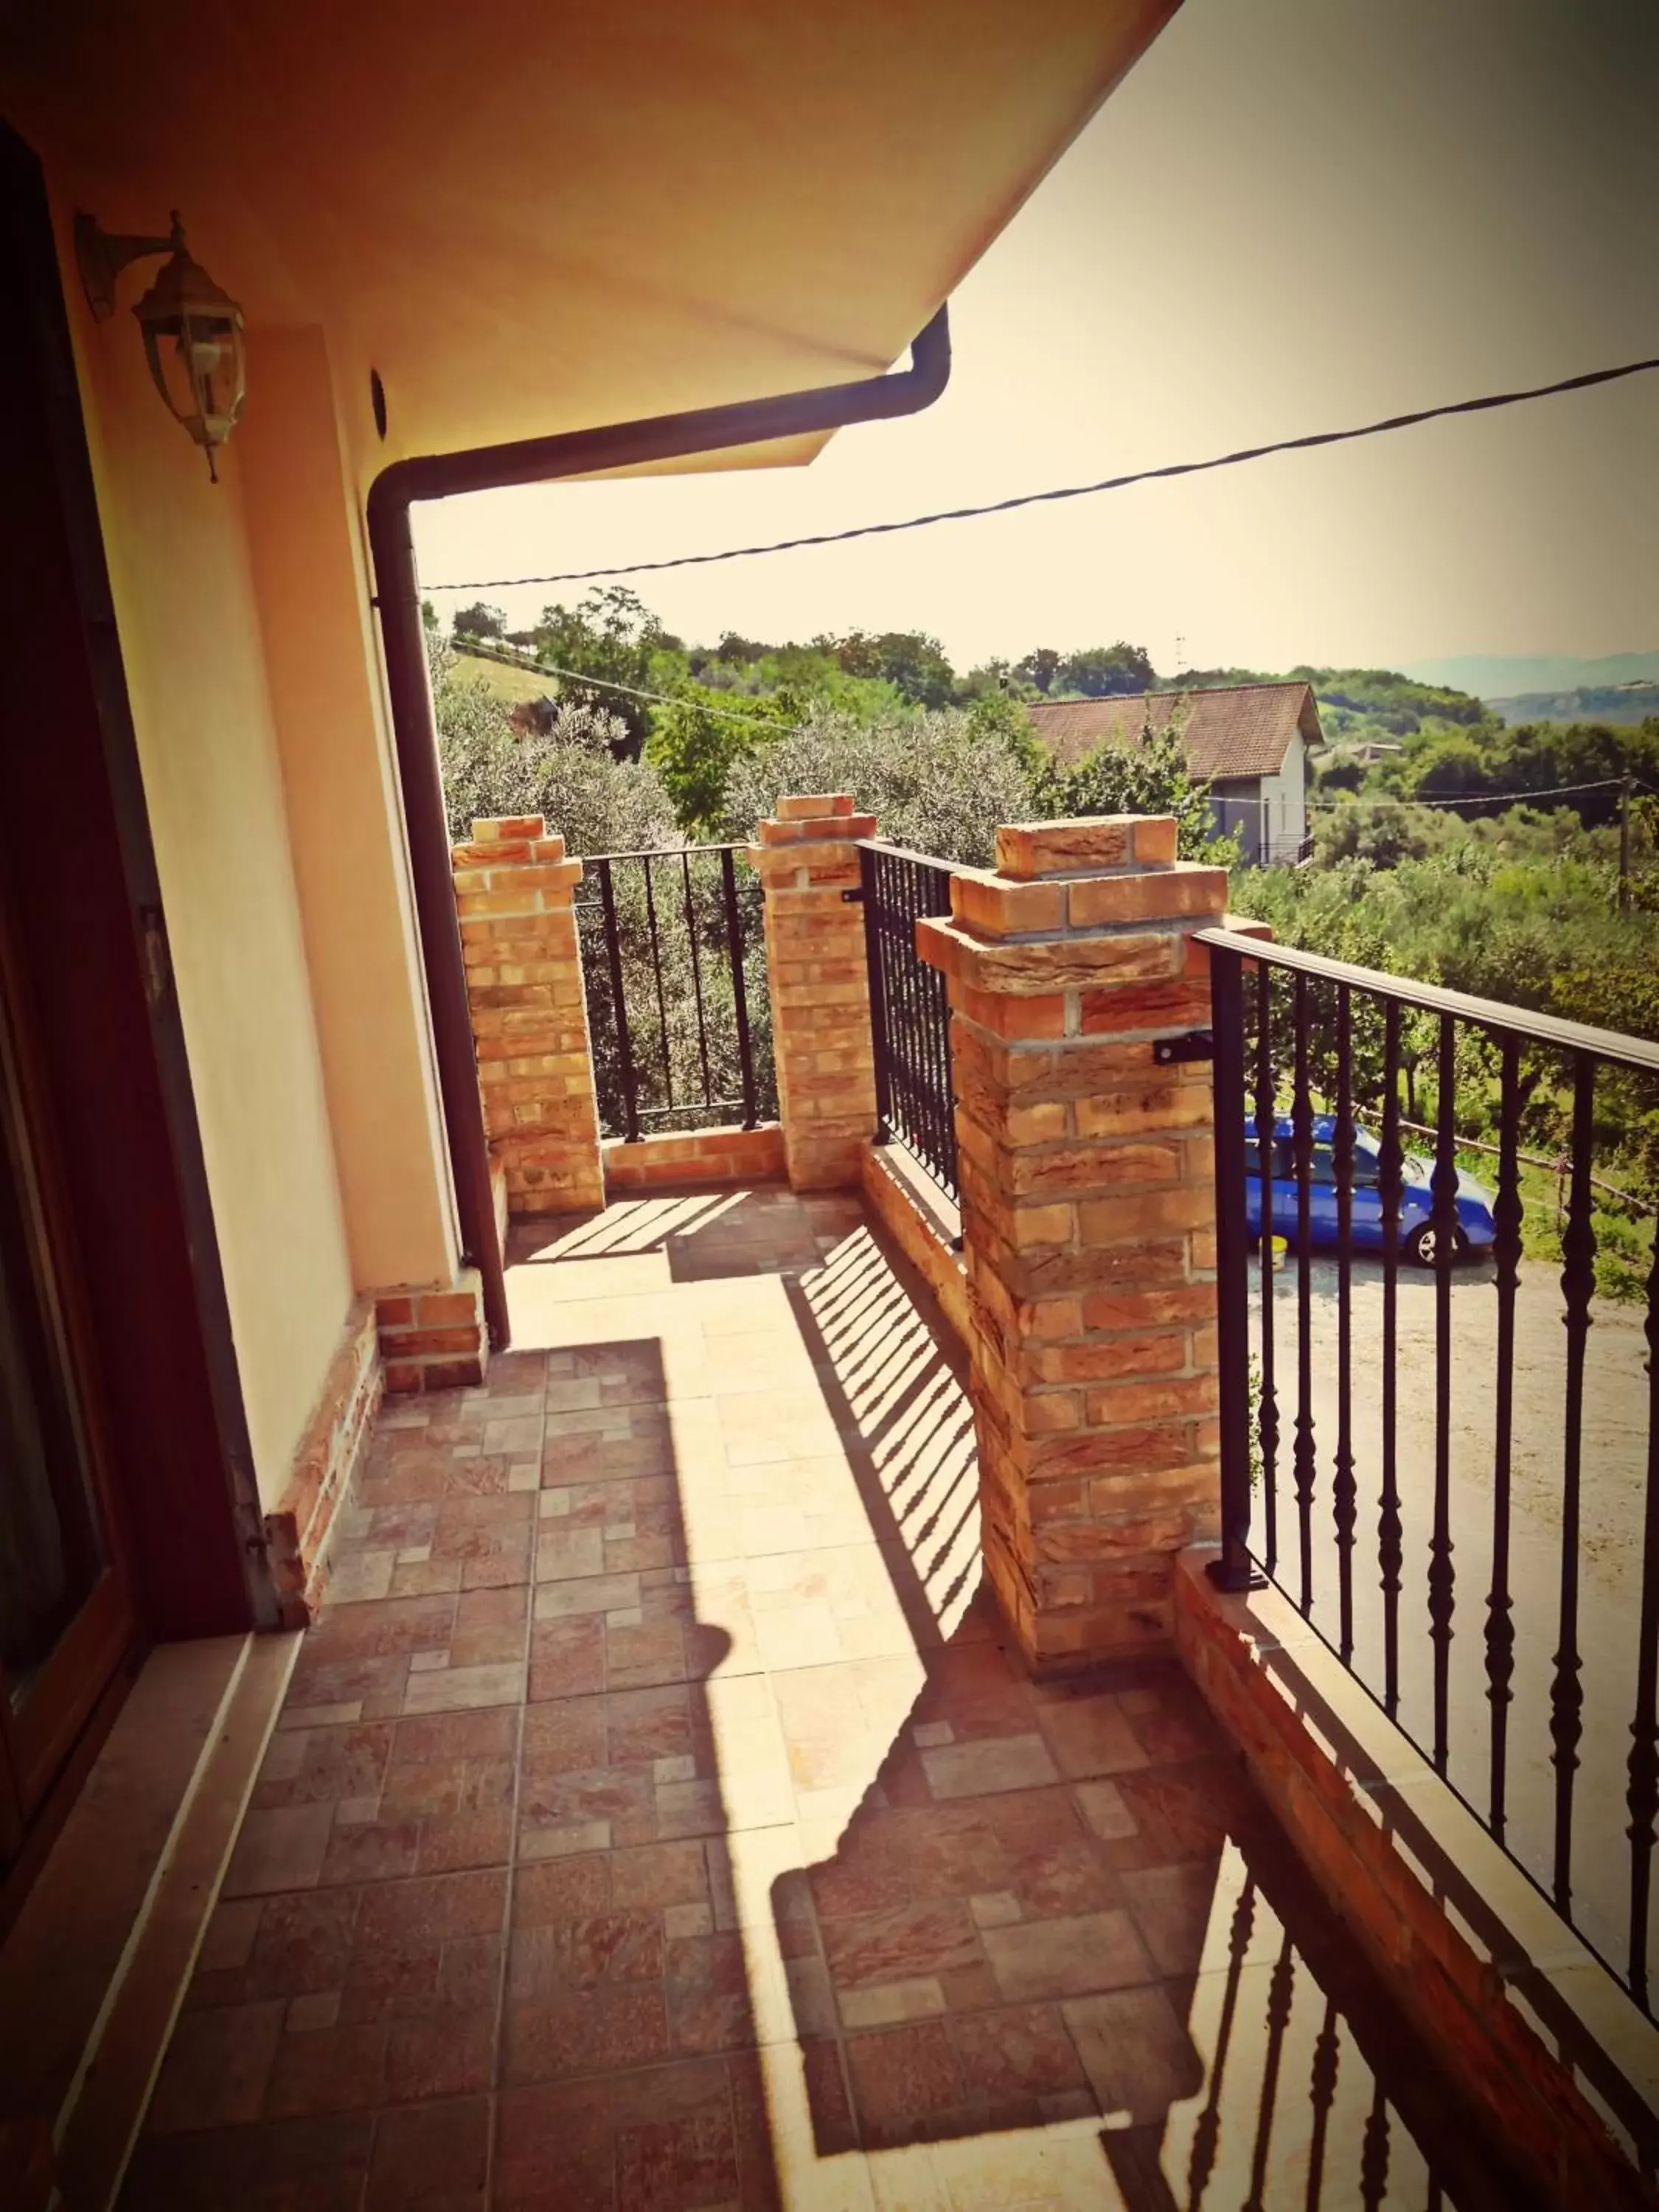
top-left (122, 1186), bottom-right (1540, 2211)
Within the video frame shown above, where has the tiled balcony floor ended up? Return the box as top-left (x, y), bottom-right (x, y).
top-left (124, 1186), bottom-right (1538, 2211)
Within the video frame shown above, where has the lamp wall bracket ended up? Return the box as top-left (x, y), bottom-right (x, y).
top-left (74, 212), bottom-right (178, 321)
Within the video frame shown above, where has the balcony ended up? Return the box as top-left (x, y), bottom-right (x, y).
top-left (7, 797), bottom-right (1657, 2211)
top-left (122, 1188), bottom-right (1535, 2209)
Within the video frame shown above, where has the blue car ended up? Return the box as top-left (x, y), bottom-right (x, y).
top-left (1245, 1114), bottom-right (1498, 1265)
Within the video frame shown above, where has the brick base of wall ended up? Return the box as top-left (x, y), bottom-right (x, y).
top-left (263, 1298), bottom-right (381, 1627)
top-left (603, 1123), bottom-right (787, 1194)
top-left (375, 1268), bottom-right (489, 1393)
top-left (1175, 1548), bottom-right (1659, 2208)
top-left (860, 1141), bottom-right (969, 1349)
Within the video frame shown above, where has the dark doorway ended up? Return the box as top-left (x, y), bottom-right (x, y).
top-left (0, 117), bottom-right (268, 1916)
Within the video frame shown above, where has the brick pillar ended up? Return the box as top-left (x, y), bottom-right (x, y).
top-left (452, 813), bottom-right (605, 1215)
top-left (748, 793), bottom-right (878, 1192)
top-left (918, 813), bottom-right (1230, 1674)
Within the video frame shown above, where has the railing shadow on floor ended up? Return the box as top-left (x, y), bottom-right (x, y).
top-left (770, 1211), bottom-right (1535, 2208)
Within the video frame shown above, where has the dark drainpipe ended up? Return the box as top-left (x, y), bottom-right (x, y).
top-left (366, 308), bottom-right (952, 1349)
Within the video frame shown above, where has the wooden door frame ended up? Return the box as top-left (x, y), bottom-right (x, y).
top-left (0, 113), bottom-right (275, 1879)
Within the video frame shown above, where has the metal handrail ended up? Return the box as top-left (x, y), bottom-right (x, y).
top-left (1197, 926), bottom-right (1659, 1077)
top-left (853, 835), bottom-right (965, 875)
top-left (1204, 923), bottom-right (1659, 2016)
top-left (856, 841), bottom-right (960, 1206)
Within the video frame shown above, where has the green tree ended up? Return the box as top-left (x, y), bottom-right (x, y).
top-left (1015, 646), bottom-right (1062, 695)
top-left (647, 686), bottom-right (805, 837)
top-left (452, 600), bottom-right (507, 640)
top-left (821, 629), bottom-right (956, 707)
top-left (428, 628), bottom-right (676, 853)
top-left (1056, 641), bottom-right (1155, 697)
top-left (719, 704), bottom-right (1034, 866)
top-left (1032, 709), bottom-right (1231, 863)
top-left (531, 585), bottom-right (682, 754)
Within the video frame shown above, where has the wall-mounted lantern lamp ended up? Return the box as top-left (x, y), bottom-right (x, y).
top-left (74, 212), bottom-right (246, 482)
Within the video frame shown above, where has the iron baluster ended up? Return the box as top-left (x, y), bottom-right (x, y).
top-left (1552, 1054), bottom-right (1596, 1910)
top-left (1333, 985), bottom-right (1357, 1663)
top-left (595, 857), bottom-right (639, 1144)
top-left (854, 840), bottom-right (959, 1201)
top-left (1487, 1035), bottom-right (1523, 1844)
top-left (1377, 1001), bottom-right (1405, 1718)
top-left (859, 846), bottom-right (894, 1138)
top-left (1186, 924), bottom-right (1659, 2014)
top-left (1255, 960), bottom-right (1279, 1579)
top-left (1210, 946), bottom-right (1261, 1590)
top-left (718, 845), bottom-right (759, 1127)
top-left (679, 849), bottom-right (713, 1105)
top-left (641, 852), bottom-right (674, 1107)
top-left (583, 844), bottom-right (774, 1139)
top-left (1628, 1216), bottom-right (1659, 2006)
top-left (1291, 973), bottom-right (1317, 1616)
top-left (1428, 1012), bottom-right (1459, 1774)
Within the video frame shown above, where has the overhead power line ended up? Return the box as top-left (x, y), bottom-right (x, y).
top-left (1305, 776), bottom-right (1638, 813)
top-left (451, 644), bottom-right (800, 734)
top-left (424, 352), bottom-right (1659, 594)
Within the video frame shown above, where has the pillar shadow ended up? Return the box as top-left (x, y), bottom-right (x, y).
top-left (768, 1219), bottom-right (1546, 2210)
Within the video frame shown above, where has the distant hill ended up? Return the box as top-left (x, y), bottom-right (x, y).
top-left (450, 639), bottom-right (555, 707)
top-left (1489, 683), bottom-right (1659, 728)
top-left (1400, 650), bottom-right (1659, 698)
top-left (1152, 664), bottom-right (1485, 744)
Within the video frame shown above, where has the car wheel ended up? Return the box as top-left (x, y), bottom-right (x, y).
top-left (1406, 1220), bottom-right (1469, 1267)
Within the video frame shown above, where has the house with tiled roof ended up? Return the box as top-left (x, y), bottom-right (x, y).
top-left (1026, 679), bottom-right (1324, 862)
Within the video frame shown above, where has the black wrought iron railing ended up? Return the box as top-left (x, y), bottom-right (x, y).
top-left (856, 840), bottom-right (959, 1205)
top-left (574, 846), bottom-right (775, 1142)
top-left (1203, 926), bottom-right (1659, 2011)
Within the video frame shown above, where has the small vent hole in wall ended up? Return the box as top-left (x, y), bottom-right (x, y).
top-left (369, 369), bottom-right (388, 440)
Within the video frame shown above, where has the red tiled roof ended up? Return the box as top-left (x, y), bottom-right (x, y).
top-left (1026, 681), bottom-right (1323, 781)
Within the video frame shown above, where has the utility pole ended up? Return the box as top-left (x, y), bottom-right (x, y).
top-left (1618, 771), bottom-right (1633, 911)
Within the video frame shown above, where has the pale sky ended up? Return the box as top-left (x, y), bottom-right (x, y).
top-left (413, 0), bottom-right (1658, 679)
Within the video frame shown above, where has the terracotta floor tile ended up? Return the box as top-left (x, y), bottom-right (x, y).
top-left (947, 2001), bottom-right (1088, 2112)
top-left (262, 2018), bottom-right (389, 2118)
top-left (978, 1907), bottom-right (1152, 2003)
top-left (509, 1909), bottom-right (664, 1992)
top-left (1119, 1860), bottom-right (1224, 1976)
top-left (613, 2060), bottom-right (743, 2212)
top-left (221, 1804), bottom-right (336, 1899)
top-left (502, 1983), bottom-right (669, 2084)
top-left (401, 1659), bottom-right (527, 1716)
top-left (492, 2079), bottom-right (618, 2212)
top-left (1062, 1983), bottom-right (1206, 2121)
top-left (365, 2095), bottom-right (490, 2209)
top-left (145, 1999), bottom-right (286, 2131)
top-left (119, 2112), bottom-right (373, 2211)
top-left (317, 1815), bottom-right (422, 1888)
top-left (919, 1734), bottom-right (1060, 1800)
top-left (821, 1899), bottom-right (984, 1993)
top-left (845, 2020), bottom-right (966, 2146)
top-left (608, 1838), bottom-right (715, 1913)
top-left (198, 1889), bottom-right (360, 2008)
top-left (135, 1189), bottom-right (1526, 2212)
top-left (383, 2004), bottom-right (497, 2101)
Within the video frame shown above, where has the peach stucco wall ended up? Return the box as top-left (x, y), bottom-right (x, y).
top-left (234, 324), bottom-right (459, 1297)
top-left (58, 204), bottom-right (363, 1511)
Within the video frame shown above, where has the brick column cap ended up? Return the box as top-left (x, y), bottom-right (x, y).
top-left (756, 811), bottom-right (877, 848)
top-left (776, 793), bottom-right (857, 821)
top-left (995, 815), bottom-right (1177, 879)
